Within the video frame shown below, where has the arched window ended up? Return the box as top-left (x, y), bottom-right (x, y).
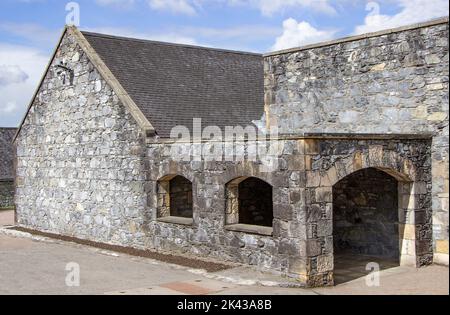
top-left (157, 175), bottom-right (193, 219)
top-left (225, 177), bottom-right (273, 227)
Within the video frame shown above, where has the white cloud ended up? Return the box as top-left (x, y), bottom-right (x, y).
top-left (95, 0), bottom-right (198, 14)
top-left (95, 0), bottom-right (136, 8)
top-left (84, 26), bottom-right (200, 45)
top-left (229, 0), bottom-right (336, 16)
top-left (1, 102), bottom-right (18, 114)
top-left (354, 0), bottom-right (449, 35)
top-left (0, 65), bottom-right (29, 86)
top-left (148, 0), bottom-right (198, 15)
top-left (172, 24), bottom-right (280, 52)
top-left (15, 0), bottom-right (46, 3)
top-left (94, 0), bottom-right (338, 16)
top-left (86, 24), bottom-right (280, 52)
top-left (0, 44), bottom-right (49, 127)
top-left (181, 24), bottom-right (279, 40)
top-left (0, 22), bottom-right (60, 45)
top-left (271, 18), bottom-right (337, 51)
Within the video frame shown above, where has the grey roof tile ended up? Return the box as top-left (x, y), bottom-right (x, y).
top-left (82, 31), bottom-right (265, 138)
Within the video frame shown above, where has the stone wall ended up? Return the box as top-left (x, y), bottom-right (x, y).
top-left (145, 139), bottom-right (309, 281)
top-left (0, 128), bottom-right (17, 183)
top-left (13, 31), bottom-right (309, 282)
top-left (143, 137), bottom-right (432, 287)
top-left (264, 19), bottom-right (449, 264)
top-left (333, 168), bottom-right (399, 259)
top-left (0, 181), bottom-right (14, 208)
top-left (15, 32), bottom-right (149, 245)
top-left (14, 22), bottom-right (440, 286)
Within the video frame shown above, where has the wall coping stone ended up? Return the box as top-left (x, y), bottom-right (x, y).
top-left (150, 133), bottom-right (434, 145)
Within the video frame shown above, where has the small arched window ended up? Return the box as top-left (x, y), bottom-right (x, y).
top-left (225, 177), bottom-right (273, 227)
top-left (157, 175), bottom-right (193, 219)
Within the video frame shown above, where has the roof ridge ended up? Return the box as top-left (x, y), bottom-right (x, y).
top-left (80, 30), bottom-right (263, 57)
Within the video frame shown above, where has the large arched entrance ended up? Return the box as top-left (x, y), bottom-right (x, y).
top-left (302, 141), bottom-right (432, 288)
top-left (333, 168), bottom-right (401, 283)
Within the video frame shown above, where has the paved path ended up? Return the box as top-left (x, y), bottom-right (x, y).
top-left (0, 234), bottom-right (310, 295)
top-left (0, 213), bottom-right (448, 295)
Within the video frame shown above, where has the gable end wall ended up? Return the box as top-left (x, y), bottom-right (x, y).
top-left (15, 32), bottom-right (149, 246)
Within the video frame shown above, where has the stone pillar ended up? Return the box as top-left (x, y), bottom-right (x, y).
top-left (282, 141), bottom-right (310, 284)
top-left (398, 182), bottom-right (418, 266)
top-left (302, 139), bottom-right (334, 287)
top-left (305, 187), bottom-right (334, 287)
top-left (412, 180), bottom-right (434, 267)
top-left (432, 156), bottom-right (449, 265)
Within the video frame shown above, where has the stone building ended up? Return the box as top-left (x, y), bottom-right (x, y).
top-left (0, 128), bottom-right (17, 209)
top-left (14, 17), bottom-right (448, 287)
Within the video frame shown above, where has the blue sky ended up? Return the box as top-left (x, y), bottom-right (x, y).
top-left (0, 0), bottom-right (448, 127)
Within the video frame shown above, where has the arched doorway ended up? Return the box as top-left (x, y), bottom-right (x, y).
top-left (303, 143), bottom-right (432, 288)
top-left (333, 168), bottom-right (401, 283)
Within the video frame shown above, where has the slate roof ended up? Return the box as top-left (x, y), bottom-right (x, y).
top-left (82, 31), bottom-right (265, 138)
top-left (0, 128), bottom-right (16, 181)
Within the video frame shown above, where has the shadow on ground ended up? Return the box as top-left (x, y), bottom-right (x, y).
top-left (334, 254), bottom-right (399, 284)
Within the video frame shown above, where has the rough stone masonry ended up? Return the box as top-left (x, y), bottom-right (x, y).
top-left (13, 17), bottom-right (449, 287)
top-left (264, 18), bottom-right (449, 268)
top-left (0, 128), bottom-right (17, 209)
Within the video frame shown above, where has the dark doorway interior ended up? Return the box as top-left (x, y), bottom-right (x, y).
top-left (169, 176), bottom-right (193, 218)
top-left (238, 178), bottom-right (273, 227)
top-left (333, 168), bottom-right (400, 283)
